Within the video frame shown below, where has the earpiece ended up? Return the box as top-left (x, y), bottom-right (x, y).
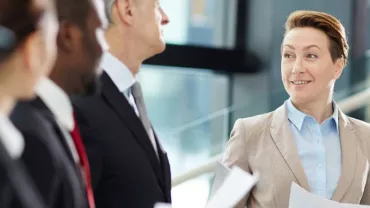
top-left (0, 26), bottom-right (16, 51)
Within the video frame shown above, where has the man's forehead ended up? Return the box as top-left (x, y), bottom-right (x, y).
top-left (91, 0), bottom-right (108, 28)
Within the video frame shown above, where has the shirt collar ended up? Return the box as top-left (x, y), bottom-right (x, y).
top-left (101, 52), bottom-right (136, 93)
top-left (0, 115), bottom-right (24, 159)
top-left (332, 102), bottom-right (339, 131)
top-left (286, 99), bottom-right (339, 131)
top-left (36, 77), bottom-right (74, 131)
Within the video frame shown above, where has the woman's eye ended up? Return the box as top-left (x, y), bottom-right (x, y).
top-left (307, 54), bottom-right (318, 59)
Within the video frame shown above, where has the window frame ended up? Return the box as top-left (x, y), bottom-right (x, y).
top-left (144, 0), bottom-right (261, 74)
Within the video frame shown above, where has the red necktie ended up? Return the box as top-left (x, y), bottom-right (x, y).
top-left (70, 114), bottom-right (95, 208)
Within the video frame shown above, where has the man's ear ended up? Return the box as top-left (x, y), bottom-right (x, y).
top-left (57, 21), bottom-right (83, 53)
top-left (114, 0), bottom-right (135, 25)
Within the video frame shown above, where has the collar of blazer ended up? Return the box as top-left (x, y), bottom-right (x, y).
top-left (270, 104), bottom-right (357, 201)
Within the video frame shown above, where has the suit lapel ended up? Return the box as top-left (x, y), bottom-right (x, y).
top-left (26, 99), bottom-right (87, 207)
top-left (30, 98), bottom-right (76, 164)
top-left (159, 152), bottom-right (171, 201)
top-left (270, 105), bottom-right (311, 191)
top-left (101, 73), bottom-right (165, 189)
top-left (40, 121), bottom-right (86, 208)
top-left (153, 130), bottom-right (172, 200)
top-left (331, 110), bottom-right (357, 201)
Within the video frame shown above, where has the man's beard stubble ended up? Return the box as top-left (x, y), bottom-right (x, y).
top-left (80, 31), bottom-right (103, 97)
top-left (81, 74), bottom-right (101, 96)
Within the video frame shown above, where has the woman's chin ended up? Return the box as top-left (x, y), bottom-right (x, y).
top-left (289, 95), bottom-right (313, 105)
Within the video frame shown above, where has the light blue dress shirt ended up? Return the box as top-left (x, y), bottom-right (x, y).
top-left (285, 99), bottom-right (342, 199)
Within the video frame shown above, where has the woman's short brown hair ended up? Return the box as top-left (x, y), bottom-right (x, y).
top-left (0, 0), bottom-right (45, 61)
top-left (284, 10), bottom-right (349, 65)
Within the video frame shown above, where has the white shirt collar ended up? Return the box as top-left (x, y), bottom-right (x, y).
top-left (36, 77), bottom-right (74, 131)
top-left (101, 52), bottom-right (136, 92)
top-left (0, 115), bottom-right (24, 158)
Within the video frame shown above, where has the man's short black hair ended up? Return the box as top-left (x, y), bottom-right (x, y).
top-left (56, 0), bottom-right (91, 27)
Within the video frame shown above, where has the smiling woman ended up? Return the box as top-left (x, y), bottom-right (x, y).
top-left (281, 11), bottom-right (349, 122)
top-left (220, 10), bottom-right (370, 208)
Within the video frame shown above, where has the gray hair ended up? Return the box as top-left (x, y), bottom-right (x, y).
top-left (104, 0), bottom-right (116, 23)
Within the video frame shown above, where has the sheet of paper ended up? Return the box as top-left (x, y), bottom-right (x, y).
top-left (153, 202), bottom-right (172, 208)
top-left (209, 161), bottom-right (232, 199)
top-left (289, 182), bottom-right (370, 208)
top-left (206, 165), bottom-right (259, 208)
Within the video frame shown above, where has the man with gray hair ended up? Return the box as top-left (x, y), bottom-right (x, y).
top-left (72, 0), bottom-right (171, 207)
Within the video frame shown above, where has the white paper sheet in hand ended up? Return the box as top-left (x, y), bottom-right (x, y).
top-left (206, 166), bottom-right (259, 208)
top-left (289, 182), bottom-right (370, 208)
top-left (153, 202), bottom-right (172, 208)
top-left (209, 161), bottom-right (232, 199)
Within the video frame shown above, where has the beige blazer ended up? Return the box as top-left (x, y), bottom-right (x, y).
top-left (222, 104), bottom-right (370, 208)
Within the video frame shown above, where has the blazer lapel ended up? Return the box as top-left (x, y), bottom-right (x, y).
top-left (26, 99), bottom-right (86, 206)
top-left (30, 98), bottom-right (76, 164)
top-left (153, 130), bottom-right (171, 200)
top-left (101, 72), bottom-right (165, 189)
top-left (270, 105), bottom-right (311, 191)
top-left (331, 110), bottom-right (357, 201)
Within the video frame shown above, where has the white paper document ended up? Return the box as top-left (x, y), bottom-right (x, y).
top-left (206, 164), bottom-right (259, 208)
top-left (209, 161), bottom-right (232, 198)
top-left (289, 182), bottom-right (370, 208)
top-left (153, 202), bottom-right (172, 208)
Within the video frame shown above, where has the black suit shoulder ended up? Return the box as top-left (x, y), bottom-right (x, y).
top-left (11, 102), bottom-right (62, 207)
top-left (12, 102), bottom-right (53, 135)
top-left (72, 95), bottom-right (106, 190)
top-left (12, 99), bottom-right (89, 208)
top-left (0, 140), bottom-right (47, 208)
top-left (72, 78), bottom-right (171, 208)
top-left (73, 95), bottom-right (108, 126)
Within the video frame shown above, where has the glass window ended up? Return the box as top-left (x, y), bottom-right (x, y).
top-left (161, 0), bottom-right (237, 48)
top-left (138, 65), bottom-right (230, 206)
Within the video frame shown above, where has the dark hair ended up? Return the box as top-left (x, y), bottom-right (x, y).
top-left (55, 0), bottom-right (91, 28)
top-left (0, 0), bottom-right (45, 61)
top-left (284, 10), bottom-right (349, 65)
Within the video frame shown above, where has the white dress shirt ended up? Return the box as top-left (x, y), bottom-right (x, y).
top-left (0, 115), bottom-right (24, 159)
top-left (101, 52), bottom-right (158, 155)
top-left (35, 77), bottom-right (80, 163)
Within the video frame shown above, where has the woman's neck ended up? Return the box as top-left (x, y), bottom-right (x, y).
top-left (291, 98), bottom-right (333, 124)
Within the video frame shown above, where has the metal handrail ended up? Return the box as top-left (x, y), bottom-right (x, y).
top-left (171, 87), bottom-right (370, 187)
